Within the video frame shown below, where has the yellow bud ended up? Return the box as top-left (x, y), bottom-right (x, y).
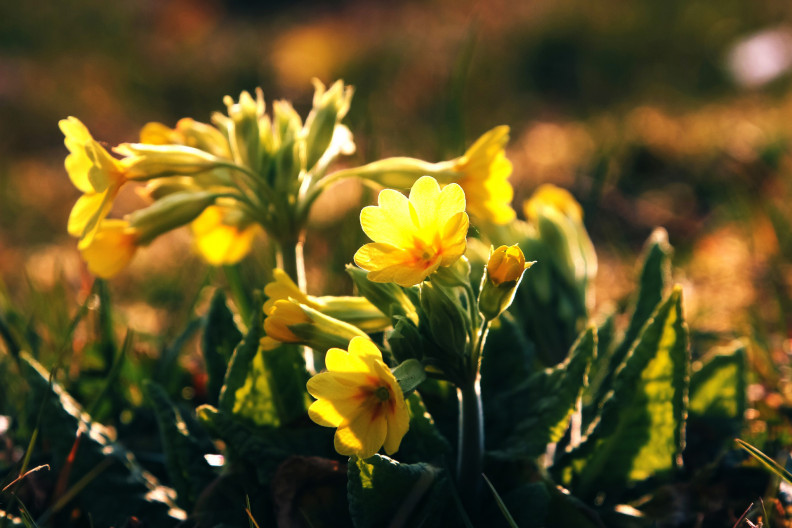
top-left (262, 299), bottom-right (368, 351)
top-left (487, 245), bottom-right (530, 286)
top-left (478, 244), bottom-right (534, 320)
top-left (263, 299), bottom-right (310, 345)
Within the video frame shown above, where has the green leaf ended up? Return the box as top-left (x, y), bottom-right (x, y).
top-left (689, 343), bottom-right (746, 419)
top-left (585, 228), bottom-right (672, 427)
top-left (218, 306), bottom-right (309, 427)
top-left (196, 405), bottom-right (332, 483)
top-left (202, 291), bottom-right (242, 406)
top-left (143, 381), bottom-right (217, 510)
top-left (347, 455), bottom-right (449, 528)
top-left (554, 287), bottom-right (689, 504)
top-left (487, 326), bottom-right (596, 455)
top-left (17, 352), bottom-right (184, 527)
top-left (396, 392), bottom-right (451, 463)
top-left (392, 359), bottom-right (426, 393)
top-left (686, 343), bottom-right (747, 464)
top-left (482, 474), bottom-right (520, 528)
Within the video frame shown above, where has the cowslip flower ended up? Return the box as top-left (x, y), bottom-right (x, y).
top-left (354, 176), bottom-right (468, 287)
top-left (60, 117), bottom-right (130, 243)
top-left (263, 269), bottom-right (390, 332)
top-left (452, 126), bottom-right (516, 225)
top-left (79, 219), bottom-right (140, 278)
top-left (261, 299), bottom-right (368, 351)
top-left (306, 337), bottom-right (409, 458)
top-left (191, 205), bottom-right (261, 266)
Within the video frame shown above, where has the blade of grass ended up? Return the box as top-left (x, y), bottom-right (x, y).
top-left (1, 465), bottom-right (50, 493)
top-left (245, 495), bottom-right (260, 528)
top-left (36, 457), bottom-right (115, 525)
top-left (482, 473), bottom-right (519, 528)
top-left (736, 438), bottom-right (792, 484)
top-left (14, 496), bottom-right (38, 528)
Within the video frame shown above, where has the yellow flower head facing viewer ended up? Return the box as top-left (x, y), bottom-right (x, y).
top-left (191, 204), bottom-right (261, 266)
top-left (307, 337), bottom-right (409, 459)
top-left (354, 176), bottom-right (469, 287)
top-left (60, 117), bottom-right (130, 243)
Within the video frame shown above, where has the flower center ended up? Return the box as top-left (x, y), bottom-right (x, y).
top-left (374, 386), bottom-right (390, 402)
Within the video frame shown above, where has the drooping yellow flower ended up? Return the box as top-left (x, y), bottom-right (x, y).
top-left (191, 205), bottom-right (261, 266)
top-left (79, 219), bottom-right (139, 278)
top-left (307, 337), bottom-right (409, 459)
top-left (453, 126), bottom-right (516, 225)
top-left (354, 176), bottom-right (469, 287)
top-left (523, 184), bottom-right (583, 224)
top-left (263, 269), bottom-right (390, 332)
top-left (261, 298), bottom-right (369, 351)
top-left (60, 117), bottom-right (129, 242)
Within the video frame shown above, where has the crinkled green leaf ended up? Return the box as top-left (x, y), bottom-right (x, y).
top-left (348, 454), bottom-right (449, 528)
top-left (585, 228), bottom-right (671, 427)
top-left (197, 405), bottom-right (332, 484)
top-left (218, 306), bottom-right (309, 427)
top-left (202, 290), bottom-right (242, 406)
top-left (18, 352), bottom-right (184, 527)
top-left (396, 392), bottom-right (451, 463)
top-left (487, 327), bottom-right (596, 455)
top-left (689, 343), bottom-right (746, 419)
top-left (143, 381), bottom-right (217, 510)
top-left (554, 288), bottom-right (689, 503)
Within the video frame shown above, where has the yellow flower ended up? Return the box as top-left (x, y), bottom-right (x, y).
top-left (523, 184), bottom-right (583, 224)
top-left (263, 269), bottom-right (390, 332)
top-left (60, 117), bottom-right (129, 242)
top-left (487, 245), bottom-right (531, 286)
top-left (191, 205), bottom-right (261, 266)
top-left (306, 337), bottom-right (409, 458)
top-left (354, 176), bottom-right (469, 287)
top-left (79, 219), bottom-right (139, 278)
top-left (453, 126), bottom-right (516, 225)
top-left (261, 299), bottom-right (368, 351)
top-left (139, 118), bottom-right (231, 159)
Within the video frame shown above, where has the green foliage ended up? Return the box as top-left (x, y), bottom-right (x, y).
top-left (554, 288), bottom-right (689, 504)
top-left (348, 454), bottom-right (450, 527)
top-left (218, 305), bottom-right (309, 427)
top-left (143, 381), bottom-right (217, 511)
top-left (14, 352), bottom-right (183, 527)
top-left (202, 290), bottom-right (243, 405)
top-left (487, 326), bottom-right (597, 456)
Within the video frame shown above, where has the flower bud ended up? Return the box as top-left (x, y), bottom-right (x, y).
top-left (127, 190), bottom-right (217, 244)
top-left (221, 89), bottom-right (265, 172)
top-left (115, 143), bottom-right (222, 180)
top-left (304, 79), bottom-right (353, 171)
top-left (478, 245), bottom-right (533, 320)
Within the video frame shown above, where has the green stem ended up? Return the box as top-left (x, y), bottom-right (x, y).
top-left (456, 315), bottom-right (492, 519)
top-left (457, 376), bottom-right (483, 518)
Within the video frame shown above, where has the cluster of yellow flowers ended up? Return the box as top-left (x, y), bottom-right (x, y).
top-left (61, 79), bottom-right (596, 460)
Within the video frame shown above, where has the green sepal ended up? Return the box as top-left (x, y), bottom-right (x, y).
top-left (392, 359), bottom-right (426, 393)
top-left (346, 265), bottom-right (418, 324)
top-left (419, 281), bottom-right (468, 360)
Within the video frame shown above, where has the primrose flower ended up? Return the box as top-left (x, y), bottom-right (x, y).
top-left (191, 205), bottom-right (261, 266)
top-left (60, 117), bottom-right (130, 243)
top-left (452, 126), bottom-right (516, 225)
top-left (264, 269), bottom-right (390, 332)
top-left (307, 337), bottom-right (409, 459)
top-left (79, 219), bottom-right (140, 278)
top-left (354, 176), bottom-right (469, 287)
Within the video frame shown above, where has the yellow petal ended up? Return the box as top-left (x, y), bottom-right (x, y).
top-left (325, 346), bottom-right (372, 374)
top-left (307, 371), bottom-right (371, 400)
top-left (308, 396), bottom-right (366, 428)
top-left (79, 220), bottom-right (138, 278)
top-left (408, 175), bottom-right (442, 229)
top-left (360, 189), bottom-right (415, 247)
top-left (334, 404), bottom-right (388, 459)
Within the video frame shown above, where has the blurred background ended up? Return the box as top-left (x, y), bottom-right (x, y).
top-left (5, 0), bottom-right (792, 425)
